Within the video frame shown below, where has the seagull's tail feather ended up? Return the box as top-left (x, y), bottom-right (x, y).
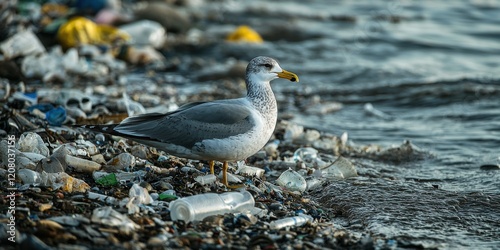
top-left (81, 124), bottom-right (124, 137)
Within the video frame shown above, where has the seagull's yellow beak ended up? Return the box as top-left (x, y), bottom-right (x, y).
top-left (277, 69), bottom-right (299, 82)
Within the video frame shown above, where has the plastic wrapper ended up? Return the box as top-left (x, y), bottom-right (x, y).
top-left (57, 17), bottom-right (129, 49)
top-left (226, 25), bottom-right (263, 43)
top-left (0, 30), bottom-right (45, 59)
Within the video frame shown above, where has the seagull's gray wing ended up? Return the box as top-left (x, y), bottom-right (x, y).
top-left (113, 100), bottom-right (256, 148)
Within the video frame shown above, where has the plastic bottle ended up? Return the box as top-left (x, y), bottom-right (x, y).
top-left (107, 152), bottom-right (136, 170)
top-left (18, 169), bottom-right (90, 193)
top-left (321, 156), bottom-right (358, 179)
top-left (293, 147), bottom-right (318, 163)
top-left (276, 168), bottom-right (307, 193)
top-left (236, 162), bottom-right (265, 177)
top-left (17, 132), bottom-right (50, 157)
top-left (269, 214), bottom-right (313, 230)
top-left (169, 190), bottom-right (255, 222)
top-left (119, 20), bottom-right (166, 49)
top-left (91, 206), bottom-right (139, 235)
top-left (88, 192), bottom-right (119, 205)
top-left (194, 174), bottom-right (217, 185)
top-left (93, 170), bottom-right (146, 186)
top-left (18, 169), bottom-right (42, 186)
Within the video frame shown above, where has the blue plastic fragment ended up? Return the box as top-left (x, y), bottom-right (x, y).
top-left (45, 106), bottom-right (67, 126)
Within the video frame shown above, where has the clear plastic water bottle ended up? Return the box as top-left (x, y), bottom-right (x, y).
top-left (269, 214), bottom-right (313, 230)
top-left (194, 174), bottom-right (217, 185)
top-left (169, 190), bottom-right (255, 222)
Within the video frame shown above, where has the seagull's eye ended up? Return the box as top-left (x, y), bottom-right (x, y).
top-left (263, 63), bottom-right (272, 69)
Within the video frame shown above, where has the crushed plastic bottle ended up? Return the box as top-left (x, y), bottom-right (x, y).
top-left (0, 30), bottom-right (45, 59)
top-left (293, 147), bottom-right (318, 163)
top-left (194, 174), bottom-right (217, 185)
top-left (269, 214), bottom-right (313, 230)
top-left (107, 152), bottom-right (136, 170)
top-left (18, 169), bottom-right (43, 186)
top-left (217, 172), bottom-right (243, 184)
top-left (306, 177), bottom-right (322, 191)
top-left (169, 190), bottom-right (255, 222)
top-left (321, 156), bottom-right (358, 179)
top-left (17, 132), bottom-right (50, 157)
top-left (49, 172), bottom-right (90, 192)
top-left (91, 206), bottom-right (139, 235)
top-left (18, 169), bottom-right (90, 193)
top-left (276, 168), bottom-right (307, 193)
top-left (129, 183), bottom-right (153, 205)
top-left (120, 20), bottom-right (166, 49)
top-left (88, 191), bottom-right (119, 205)
top-left (93, 172), bottom-right (118, 186)
top-left (93, 170), bottom-right (146, 186)
top-left (158, 190), bottom-right (177, 201)
top-left (236, 162), bottom-right (265, 177)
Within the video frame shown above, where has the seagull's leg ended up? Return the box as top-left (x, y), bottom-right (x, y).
top-left (222, 161), bottom-right (243, 189)
top-left (209, 160), bottom-right (215, 174)
top-left (222, 161), bottom-right (229, 186)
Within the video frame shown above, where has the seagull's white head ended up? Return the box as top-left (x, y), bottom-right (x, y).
top-left (246, 56), bottom-right (299, 84)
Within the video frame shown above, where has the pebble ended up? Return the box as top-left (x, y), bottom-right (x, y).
top-left (39, 156), bottom-right (65, 173)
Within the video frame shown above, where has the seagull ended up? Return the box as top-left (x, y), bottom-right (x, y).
top-left (85, 56), bottom-right (299, 187)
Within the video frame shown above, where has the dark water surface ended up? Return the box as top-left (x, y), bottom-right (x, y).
top-left (178, 0), bottom-right (500, 249)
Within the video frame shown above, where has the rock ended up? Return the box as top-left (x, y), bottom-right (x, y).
top-left (134, 2), bottom-right (191, 34)
top-left (38, 156), bottom-right (65, 173)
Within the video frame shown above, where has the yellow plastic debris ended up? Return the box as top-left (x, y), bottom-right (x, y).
top-left (60, 173), bottom-right (91, 193)
top-left (57, 17), bottom-right (129, 49)
top-left (226, 25), bottom-right (263, 43)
